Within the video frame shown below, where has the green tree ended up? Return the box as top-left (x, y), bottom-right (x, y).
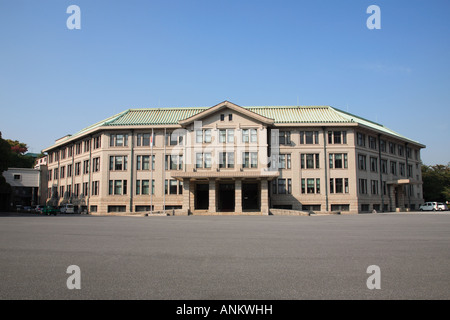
top-left (421, 164), bottom-right (450, 202)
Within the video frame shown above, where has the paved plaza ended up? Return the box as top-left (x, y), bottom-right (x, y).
top-left (0, 212), bottom-right (449, 299)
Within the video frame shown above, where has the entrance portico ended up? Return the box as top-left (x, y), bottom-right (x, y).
top-left (174, 171), bottom-right (278, 215)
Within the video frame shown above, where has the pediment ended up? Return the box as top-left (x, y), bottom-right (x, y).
top-left (178, 101), bottom-right (274, 127)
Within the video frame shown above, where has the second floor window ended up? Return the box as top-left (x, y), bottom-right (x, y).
top-left (243, 152), bottom-right (258, 168)
top-left (109, 156), bottom-right (128, 171)
top-left (110, 134), bottom-right (128, 147)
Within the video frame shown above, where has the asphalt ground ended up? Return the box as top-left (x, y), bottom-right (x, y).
top-left (0, 212), bottom-right (449, 300)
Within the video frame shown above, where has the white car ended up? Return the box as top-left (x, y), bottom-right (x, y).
top-left (60, 204), bottom-right (75, 214)
top-left (437, 203), bottom-right (448, 211)
top-left (419, 202), bottom-right (438, 211)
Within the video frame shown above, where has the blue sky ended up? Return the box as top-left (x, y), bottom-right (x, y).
top-left (0, 0), bottom-right (449, 165)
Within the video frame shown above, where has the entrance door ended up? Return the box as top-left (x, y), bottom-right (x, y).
top-left (218, 183), bottom-right (235, 212)
top-left (195, 184), bottom-right (209, 210)
top-left (242, 183), bottom-right (259, 211)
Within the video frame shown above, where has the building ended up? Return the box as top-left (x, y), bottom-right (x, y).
top-left (42, 101), bottom-right (425, 214)
top-left (2, 168), bottom-right (41, 207)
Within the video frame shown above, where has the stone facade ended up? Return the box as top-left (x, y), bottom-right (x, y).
top-left (43, 101), bottom-right (425, 215)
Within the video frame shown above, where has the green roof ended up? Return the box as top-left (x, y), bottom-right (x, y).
top-left (48, 104), bottom-right (423, 148)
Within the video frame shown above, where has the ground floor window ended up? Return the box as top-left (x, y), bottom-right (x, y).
top-left (330, 204), bottom-right (350, 211)
top-left (90, 205), bottom-right (97, 212)
top-left (135, 205), bottom-right (154, 212)
top-left (272, 205), bottom-right (292, 209)
top-left (108, 205), bottom-right (126, 213)
top-left (360, 204), bottom-right (370, 212)
top-left (302, 204), bottom-right (321, 211)
top-left (165, 205), bottom-right (182, 210)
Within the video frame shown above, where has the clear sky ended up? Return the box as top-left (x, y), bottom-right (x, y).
top-left (0, 0), bottom-right (449, 165)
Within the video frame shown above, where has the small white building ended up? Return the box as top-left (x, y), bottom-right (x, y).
top-left (2, 168), bottom-right (43, 207)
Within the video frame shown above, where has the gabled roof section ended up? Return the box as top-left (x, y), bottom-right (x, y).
top-left (330, 107), bottom-right (424, 147)
top-left (178, 101), bottom-right (275, 126)
top-left (248, 106), bottom-right (350, 123)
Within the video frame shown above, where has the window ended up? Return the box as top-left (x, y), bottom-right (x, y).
top-left (219, 129), bottom-right (235, 143)
top-left (13, 174), bottom-right (21, 180)
top-left (165, 179), bottom-right (179, 195)
top-left (165, 155), bottom-right (183, 171)
top-left (278, 154), bottom-right (291, 169)
top-left (381, 159), bottom-right (388, 174)
top-left (358, 154), bottom-right (367, 171)
top-left (136, 180), bottom-right (153, 195)
top-left (242, 129), bottom-right (257, 143)
top-left (331, 204), bottom-right (350, 212)
top-left (67, 164), bottom-right (72, 177)
top-left (380, 139), bottom-right (386, 152)
top-left (243, 152), bottom-right (258, 168)
top-left (357, 133), bottom-right (366, 147)
top-left (301, 178), bottom-right (320, 194)
top-left (220, 114), bottom-right (225, 121)
top-left (228, 114), bottom-right (233, 121)
top-left (74, 183), bottom-right (80, 197)
top-left (196, 129), bottom-right (211, 143)
top-left (83, 160), bottom-right (90, 174)
top-left (390, 161), bottom-right (397, 175)
top-left (110, 134), bottom-right (128, 147)
top-left (84, 140), bottom-right (90, 153)
top-left (370, 157), bottom-right (378, 172)
top-left (93, 136), bottom-right (101, 149)
top-left (359, 179), bottom-right (368, 194)
top-left (195, 153), bottom-right (211, 169)
top-left (137, 155), bottom-right (155, 171)
top-left (60, 186), bottom-right (64, 198)
top-left (109, 156), bottom-right (128, 171)
top-left (279, 131), bottom-right (291, 145)
top-left (389, 142), bottom-right (396, 154)
top-left (329, 153), bottom-right (348, 169)
top-left (75, 142), bottom-right (82, 155)
top-left (60, 148), bottom-right (66, 160)
top-left (330, 178), bottom-right (347, 194)
top-left (92, 181), bottom-right (99, 196)
top-left (165, 132), bottom-right (182, 146)
top-left (108, 180), bottom-right (127, 195)
top-left (68, 146), bottom-right (73, 157)
top-left (371, 180), bottom-right (378, 195)
top-left (74, 162), bottom-right (81, 176)
top-left (399, 163), bottom-right (405, 176)
top-left (300, 131), bottom-right (319, 144)
top-left (278, 179), bottom-right (287, 194)
top-left (219, 152), bottom-right (235, 169)
top-left (301, 153), bottom-right (320, 169)
top-left (369, 136), bottom-right (377, 150)
top-left (398, 145), bottom-right (404, 156)
top-left (93, 157), bottom-right (100, 172)
top-left (82, 182), bottom-right (89, 196)
top-left (328, 131), bottom-right (347, 144)
top-left (60, 166), bottom-right (65, 179)
top-left (407, 164), bottom-right (413, 178)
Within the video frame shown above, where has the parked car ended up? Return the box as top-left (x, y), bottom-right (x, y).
top-left (60, 204), bottom-right (75, 214)
top-left (16, 205), bottom-right (23, 212)
top-left (34, 205), bottom-right (44, 213)
top-left (23, 206), bottom-right (33, 213)
top-left (42, 206), bottom-right (59, 216)
top-left (419, 202), bottom-right (439, 211)
top-left (437, 203), bottom-right (448, 211)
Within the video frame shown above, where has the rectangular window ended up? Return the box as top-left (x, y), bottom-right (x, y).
top-left (391, 161), bottom-right (397, 175)
top-left (92, 181), bottom-right (99, 196)
top-left (74, 162), bottom-right (81, 176)
top-left (369, 136), bottom-right (377, 150)
top-left (359, 179), bottom-right (368, 194)
top-left (60, 166), bottom-right (65, 179)
top-left (110, 156), bottom-right (128, 171)
top-left (307, 179), bottom-right (315, 194)
top-left (370, 157), bottom-right (378, 172)
top-left (358, 154), bottom-right (367, 171)
top-left (371, 180), bottom-right (379, 195)
top-left (399, 163), bottom-right (405, 176)
top-left (67, 164), bottom-right (72, 177)
top-left (279, 131), bottom-right (291, 145)
top-left (380, 139), bottom-right (386, 152)
top-left (93, 157), bottom-right (100, 172)
top-left (389, 142), bottom-right (396, 154)
top-left (278, 179), bottom-right (286, 194)
top-left (357, 133), bottom-right (366, 147)
top-left (110, 134), bottom-right (128, 147)
top-left (83, 160), bottom-right (90, 174)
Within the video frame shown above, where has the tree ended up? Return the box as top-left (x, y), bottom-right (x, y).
top-left (6, 139), bottom-right (28, 154)
top-left (421, 164), bottom-right (450, 202)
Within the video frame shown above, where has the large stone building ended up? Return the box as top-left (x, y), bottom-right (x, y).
top-left (43, 101), bottom-right (425, 214)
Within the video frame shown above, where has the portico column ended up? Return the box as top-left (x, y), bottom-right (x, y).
top-left (182, 179), bottom-right (190, 214)
top-left (208, 180), bottom-right (216, 213)
top-left (261, 180), bottom-right (269, 215)
top-left (235, 180), bottom-right (242, 213)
